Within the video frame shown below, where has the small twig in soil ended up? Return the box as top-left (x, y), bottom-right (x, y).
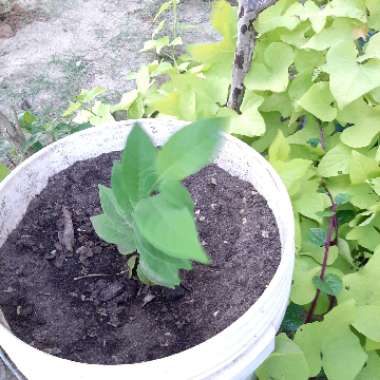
top-left (74, 270), bottom-right (129, 281)
top-left (58, 207), bottom-right (75, 254)
top-left (0, 345), bottom-right (28, 380)
top-left (305, 188), bottom-right (337, 323)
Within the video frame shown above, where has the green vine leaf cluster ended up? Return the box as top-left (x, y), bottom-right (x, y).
top-left (91, 119), bottom-right (223, 288)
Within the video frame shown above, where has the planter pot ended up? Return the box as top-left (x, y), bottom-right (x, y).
top-left (0, 119), bottom-right (294, 380)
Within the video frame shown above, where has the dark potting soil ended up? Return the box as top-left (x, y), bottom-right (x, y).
top-left (0, 153), bottom-right (281, 365)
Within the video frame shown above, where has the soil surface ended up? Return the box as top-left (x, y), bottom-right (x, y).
top-left (0, 153), bottom-right (281, 365)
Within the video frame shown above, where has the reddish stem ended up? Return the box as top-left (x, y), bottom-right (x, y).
top-left (304, 193), bottom-right (337, 324)
top-left (320, 126), bottom-right (326, 151)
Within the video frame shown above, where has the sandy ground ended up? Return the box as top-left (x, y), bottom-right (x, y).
top-left (0, 0), bottom-right (219, 121)
top-left (0, 0), bottom-right (220, 378)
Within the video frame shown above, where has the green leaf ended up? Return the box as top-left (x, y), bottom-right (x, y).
top-left (313, 273), bottom-right (343, 296)
top-left (356, 352), bottom-right (380, 380)
top-left (218, 93), bottom-right (266, 137)
top-left (309, 228), bottom-right (327, 247)
top-left (0, 164), bottom-right (10, 181)
top-left (304, 18), bottom-right (361, 51)
top-left (269, 130), bottom-right (290, 164)
top-left (256, 334), bottom-right (310, 380)
top-left (318, 143), bottom-right (351, 177)
top-left (98, 185), bottom-right (132, 225)
top-left (135, 232), bottom-right (191, 288)
top-left (281, 303), bottom-right (306, 334)
top-left (134, 194), bottom-right (209, 264)
top-left (338, 99), bottom-right (380, 148)
top-left (255, 0), bottom-right (300, 35)
top-left (295, 301), bottom-right (367, 380)
top-left (91, 214), bottom-right (136, 254)
top-left (297, 82), bottom-right (337, 122)
top-left (349, 151), bottom-right (380, 184)
top-left (335, 193), bottom-right (351, 205)
top-left (157, 118), bottom-right (223, 182)
top-left (159, 180), bottom-right (194, 213)
top-left (115, 124), bottom-right (157, 210)
top-left (324, 41), bottom-right (380, 109)
top-left (245, 42), bottom-right (294, 93)
top-left (340, 245), bottom-right (380, 306)
top-left (352, 305), bottom-right (380, 342)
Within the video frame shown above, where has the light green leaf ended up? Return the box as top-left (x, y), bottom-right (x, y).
top-left (256, 334), bottom-right (310, 380)
top-left (367, 0), bottom-right (380, 29)
top-left (245, 42), bottom-right (294, 93)
top-left (269, 130), bottom-right (290, 164)
top-left (356, 352), bottom-right (380, 380)
top-left (318, 143), bottom-right (351, 177)
top-left (274, 159), bottom-right (313, 196)
top-left (324, 41), bottom-right (380, 109)
top-left (255, 0), bottom-right (300, 35)
top-left (136, 66), bottom-right (151, 94)
top-left (324, 0), bottom-right (367, 22)
top-left (0, 164), bottom-right (10, 181)
top-left (111, 90), bottom-right (139, 112)
top-left (349, 151), bottom-right (380, 184)
top-left (292, 257), bottom-right (321, 305)
top-left (304, 18), bottom-right (359, 51)
top-left (358, 31), bottom-right (380, 61)
top-left (340, 245), bottom-right (380, 306)
top-left (338, 99), bottom-right (380, 148)
top-left (134, 194), bottom-right (209, 263)
top-left (157, 118), bottom-right (223, 182)
top-left (297, 82), bottom-right (337, 122)
top-left (219, 93), bottom-right (265, 137)
top-left (294, 323), bottom-right (323, 376)
top-left (352, 305), bottom-right (380, 342)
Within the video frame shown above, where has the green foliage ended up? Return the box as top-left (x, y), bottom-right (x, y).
top-left (3, 0), bottom-right (380, 377)
top-left (76, 0), bottom-right (379, 378)
top-left (91, 119), bottom-right (223, 288)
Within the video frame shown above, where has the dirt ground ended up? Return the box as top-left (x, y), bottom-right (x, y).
top-left (0, 0), bottom-right (220, 122)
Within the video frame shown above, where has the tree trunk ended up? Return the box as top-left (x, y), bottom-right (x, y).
top-left (227, 0), bottom-right (278, 112)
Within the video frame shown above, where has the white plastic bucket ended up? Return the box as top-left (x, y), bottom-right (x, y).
top-left (0, 119), bottom-right (294, 380)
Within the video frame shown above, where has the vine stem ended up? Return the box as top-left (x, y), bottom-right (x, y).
top-left (305, 190), bottom-right (337, 323)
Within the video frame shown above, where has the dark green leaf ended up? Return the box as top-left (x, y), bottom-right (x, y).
top-left (281, 303), bottom-right (306, 334)
top-left (335, 193), bottom-right (351, 206)
top-left (307, 137), bottom-right (320, 148)
top-left (309, 228), bottom-right (327, 247)
top-left (157, 118), bottom-right (225, 182)
top-left (313, 273), bottom-right (343, 296)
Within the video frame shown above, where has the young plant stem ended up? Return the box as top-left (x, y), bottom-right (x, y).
top-left (305, 190), bottom-right (337, 323)
top-left (227, 0), bottom-right (278, 112)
